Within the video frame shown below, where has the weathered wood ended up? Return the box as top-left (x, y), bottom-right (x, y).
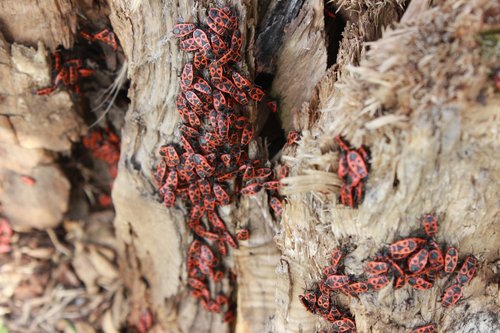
top-left (1, 0), bottom-right (498, 332)
top-left (108, 1), bottom-right (281, 331)
top-left (277, 0), bottom-right (500, 332)
top-left (271, 0), bottom-right (327, 132)
top-left (255, 0), bottom-right (306, 74)
top-left (0, 30), bottom-right (84, 228)
top-left (0, 0), bottom-right (76, 50)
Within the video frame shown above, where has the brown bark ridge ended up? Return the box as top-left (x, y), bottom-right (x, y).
top-left (279, 0), bottom-right (500, 332)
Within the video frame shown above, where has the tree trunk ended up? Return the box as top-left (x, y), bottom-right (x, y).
top-left (0, 0), bottom-right (499, 332)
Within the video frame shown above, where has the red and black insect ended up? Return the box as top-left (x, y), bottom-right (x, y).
top-left (232, 89), bottom-right (249, 105)
top-left (367, 275), bottom-right (390, 290)
top-left (209, 62), bottom-right (224, 79)
top-left (93, 28), bottom-right (119, 50)
top-left (208, 8), bottom-right (231, 29)
top-left (192, 154), bottom-right (215, 178)
top-left (337, 154), bottom-right (349, 179)
top-left (236, 228), bottom-right (250, 241)
top-left (193, 29), bottom-right (212, 54)
top-left (329, 248), bottom-right (343, 269)
top-left (207, 211), bottom-right (227, 231)
top-left (317, 292), bottom-right (332, 311)
top-left (213, 183), bottom-right (231, 205)
top-left (224, 231), bottom-right (238, 249)
top-left (365, 261), bottom-right (389, 275)
top-left (325, 306), bottom-right (342, 323)
top-left (407, 276), bottom-right (433, 290)
top-left (212, 89), bottom-right (226, 112)
top-left (241, 123), bottom-right (254, 145)
top-left (441, 283), bottom-right (463, 307)
top-left (153, 160), bottom-right (167, 186)
top-left (172, 23), bottom-right (196, 37)
top-left (456, 255), bottom-right (477, 285)
top-left (200, 244), bottom-right (219, 267)
top-left (298, 295), bottom-right (316, 314)
top-left (193, 51), bottom-right (208, 69)
top-left (267, 101), bottom-right (278, 113)
top-left (339, 184), bottom-right (354, 207)
top-left (184, 90), bottom-right (203, 109)
top-left (248, 87), bottom-right (265, 101)
top-left (407, 248), bottom-right (429, 274)
top-left (180, 63), bottom-right (194, 91)
top-left (163, 189), bottom-right (176, 207)
top-left (231, 29), bottom-right (242, 53)
top-left (193, 77), bottom-right (212, 95)
top-left (444, 247), bottom-right (459, 273)
top-left (348, 281), bottom-right (369, 294)
top-left (165, 170), bottom-right (178, 190)
top-left (424, 242), bottom-right (443, 271)
top-left (332, 318), bottom-right (356, 332)
top-left (346, 150), bottom-right (368, 179)
top-left (198, 178), bottom-right (212, 197)
top-left (216, 49), bottom-right (236, 67)
top-left (241, 183), bottom-right (262, 196)
top-left (389, 238), bottom-right (427, 259)
top-left (422, 214), bottom-right (439, 237)
top-left (410, 324), bottom-right (437, 333)
top-left (206, 17), bottom-right (226, 36)
top-left (231, 71), bottom-right (252, 91)
top-left (188, 277), bottom-right (207, 290)
top-left (190, 203), bottom-right (206, 221)
top-left (287, 131), bottom-right (301, 146)
top-left (269, 196), bottom-right (283, 217)
top-left (263, 180), bottom-right (281, 191)
top-left (180, 38), bottom-right (199, 51)
top-left (180, 124), bottom-right (200, 138)
top-left (188, 182), bottom-right (202, 204)
top-left (212, 75), bottom-right (237, 94)
top-left (210, 33), bottom-right (228, 57)
top-left (36, 87), bottom-right (56, 95)
top-left (324, 275), bottom-right (349, 289)
top-left (323, 265), bottom-right (337, 276)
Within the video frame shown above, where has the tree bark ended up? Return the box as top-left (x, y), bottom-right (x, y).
top-left (113, 1), bottom-right (498, 332)
top-left (0, 0), bottom-right (499, 332)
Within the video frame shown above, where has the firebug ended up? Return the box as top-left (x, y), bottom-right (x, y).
top-left (172, 23), bottom-right (195, 37)
top-left (456, 255), bottom-right (477, 285)
top-left (444, 247), bottom-right (459, 273)
top-left (422, 214), bottom-right (439, 237)
top-left (407, 248), bottom-right (429, 274)
top-left (367, 275), bottom-right (390, 290)
top-left (441, 283), bottom-right (463, 307)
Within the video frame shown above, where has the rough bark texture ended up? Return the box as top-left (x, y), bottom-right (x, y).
top-left (278, 0), bottom-right (500, 332)
top-left (108, 0), bottom-right (500, 331)
top-left (0, 30), bottom-right (83, 228)
top-left (108, 1), bottom-right (280, 332)
top-left (0, 0), bottom-right (499, 332)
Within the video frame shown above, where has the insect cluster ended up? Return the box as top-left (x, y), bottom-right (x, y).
top-left (366, 214), bottom-right (477, 309)
top-left (299, 249), bottom-right (357, 333)
top-left (336, 136), bottom-right (370, 208)
top-left (83, 127), bottom-right (121, 207)
top-left (301, 214), bottom-right (478, 332)
top-left (155, 7), bottom-right (286, 319)
top-left (36, 28), bottom-right (118, 96)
